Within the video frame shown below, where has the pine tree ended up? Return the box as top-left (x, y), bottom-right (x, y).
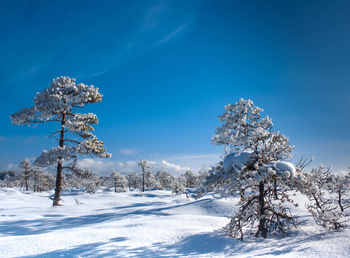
top-left (208, 98), bottom-right (295, 239)
top-left (171, 178), bottom-right (185, 195)
top-left (40, 172), bottom-right (56, 191)
top-left (145, 170), bottom-right (157, 189)
top-left (181, 170), bottom-right (199, 189)
top-left (19, 158), bottom-right (33, 191)
top-left (111, 172), bottom-right (126, 192)
top-left (11, 76), bottom-right (111, 206)
top-left (156, 169), bottom-right (174, 190)
top-left (138, 160), bottom-right (153, 192)
top-left (126, 173), bottom-right (139, 190)
top-left (32, 166), bottom-right (43, 192)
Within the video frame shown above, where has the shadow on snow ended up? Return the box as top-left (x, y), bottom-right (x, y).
top-left (19, 229), bottom-right (340, 257)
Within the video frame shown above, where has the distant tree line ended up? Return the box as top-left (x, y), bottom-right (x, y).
top-left (0, 164), bottom-right (208, 196)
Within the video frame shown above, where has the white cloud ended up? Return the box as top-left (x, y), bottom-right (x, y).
top-left (77, 158), bottom-right (139, 175)
top-left (333, 170), bottom-right (350, 176)
top-left (77, 158), bottom-right (118, 174)
top-left (6, 163), bottom-right (17, 170)
top-left (75, 153), bottom-right (221, 176)
top-left (161, 160), bottom-right (190, 172)
top-left (160, 153), bottom-right (221, 170)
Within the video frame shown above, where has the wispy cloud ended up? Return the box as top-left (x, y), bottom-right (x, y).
top-left (90, 69), bottom-right (108, 78)
top-left (0, 66), bottom-right (41, 85)
top-left (140, 2), bottom-right (169, 31)
top-left (157, 22), bottom-right (189, 45)
top-left (24, 136), bottom-right (40, 144)
top-left (128, 2), bottom-right (195, 51)
top-left (80, 2), bottom-right (198, 79)
top-left (21, 66), bottom-right (40, 77)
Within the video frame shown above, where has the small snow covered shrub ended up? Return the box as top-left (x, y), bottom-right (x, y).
top-left (126, 173), bottom-right (139, 191)
top-left (111, 172), bottom-right (127, 192)
top-left (298, 166), bottom-right (350, 229)
top-left (63, 171), bottom-right (99, 193)
top-left (155, 169), bottom-right (174, 190)
top-left (40, 172), bottom-right (56, 191)
top-left (202, 98), bottom-right (297, 239)
top-left (19, 158), bottom-right (33, 191)
top-left (145, 171), bottom-right (157, 190)
top-left (180, 170), bottom-right (200, 189)
top-left (18, 158), bottom-right (43, 192)
top-left (171, 178), bottom-right (185, 195)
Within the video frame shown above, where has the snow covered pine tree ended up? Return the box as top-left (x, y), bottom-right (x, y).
top-left (138, 160), bottom-right (153, 192)
top-left (111, 172), bottom-right (127, 192)
top-left (208, 98), bottom-right (295, 239)
top-left (19, 158), bottom-right (33, 191)
top-left (11, 76), bottom-right (111, 206)
top-left (19, 158), bottom-right (43, 192)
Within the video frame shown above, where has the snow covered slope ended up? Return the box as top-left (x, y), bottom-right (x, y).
top-left (0, 188), bottom-right (349, 257)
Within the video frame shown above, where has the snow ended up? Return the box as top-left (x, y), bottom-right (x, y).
top-left (0, 188), bottom-right (349, 257)
top-left (269, 161), bottom-right (297, 178)
top-left (222, 151), bottom-right (254, 172)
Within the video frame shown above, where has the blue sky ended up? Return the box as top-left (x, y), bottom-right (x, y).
top-left (0, 0), bottom-right (349, 174)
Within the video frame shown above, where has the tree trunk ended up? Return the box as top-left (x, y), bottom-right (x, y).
top-left (338, 190), bottom-right (344, 212)
top-left (25, 174), bottom-right (28, 191)
top-left (257, 181), bottom-right (267, 238)
top-left (273, 176), bottom-right (277, 200)
top-left (53, 112), bottom-right (66, 206)
top-left (142, 168), bottom-right (145, 192)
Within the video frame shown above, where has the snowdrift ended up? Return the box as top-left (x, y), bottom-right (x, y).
top-left (0, 189), bottom-right (349, 257)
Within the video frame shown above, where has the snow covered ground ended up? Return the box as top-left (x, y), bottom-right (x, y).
top-left (0, 188), bottom-right (349, 257)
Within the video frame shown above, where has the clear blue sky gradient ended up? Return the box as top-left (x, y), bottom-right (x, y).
top-left (0, 0), bottom-right (349, 172)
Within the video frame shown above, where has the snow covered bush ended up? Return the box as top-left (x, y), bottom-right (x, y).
top-left (11, 76), bottom-right (111, 205)
top-left (19, 158), bottom-right (33, 191)
top-left (297, 166), bottom-right (350, 230)
top-left (181, 170), bottom-right (200, 189)
top-left (197, 166), bottom-right (209, 185)
top-left (111, 172), bottom-right (127, 192)
top-left (18, 158), bottom-right (43, 192)
top-left (126, 173), bottom-right (139, 190)
top-left (64, 172), bottom-right (100, 193)
top-left (32, 167), bottom-right (43, 192)
top-left (202, 98), bottom-right (296, 239)
top-left (171, 178), bottom-right (185, 195)
top-left (155, 169), bottom-right (174, 190)
top-left (39, 172), bottom-right (56, 191)
top-left (0, 170), bottom-right (18, 188)
top-left (144, 170), bottom-right (157, 189)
